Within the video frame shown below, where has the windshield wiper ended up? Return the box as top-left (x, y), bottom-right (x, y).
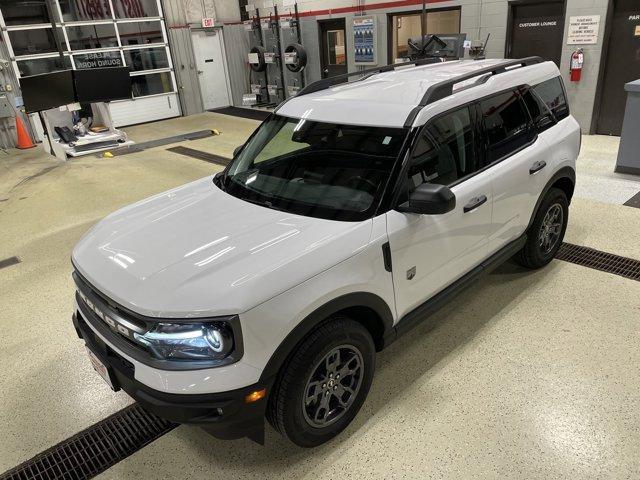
top-left (242, 196), bottom-right (287, 212)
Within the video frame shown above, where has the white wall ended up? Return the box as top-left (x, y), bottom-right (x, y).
top-left (213, 0), bottom-right (241, 23)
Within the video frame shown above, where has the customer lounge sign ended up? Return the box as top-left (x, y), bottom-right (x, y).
top-left (568, 15), bottom-right (601, 45)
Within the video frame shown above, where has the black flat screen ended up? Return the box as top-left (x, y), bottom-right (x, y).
top-left (74, 67), bottom-right (132, 103)
top-left (21, 70), bottom-right (75, 113)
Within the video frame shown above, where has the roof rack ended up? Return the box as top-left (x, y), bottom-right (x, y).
top-left (403, 56), bottom-right (544, 126)
top-left (294, 57), bottom-right (445, 98)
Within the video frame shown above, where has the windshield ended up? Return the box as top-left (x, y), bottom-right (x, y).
top-left (221, 115), bottom-right (408, 221)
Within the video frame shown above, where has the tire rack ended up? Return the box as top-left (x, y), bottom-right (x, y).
top-left (248, 8), bottom-right (271, 106)
top-left (261, 6), bottom-right (286, 106)
top-left (280, 2), bottom-right (306, 97)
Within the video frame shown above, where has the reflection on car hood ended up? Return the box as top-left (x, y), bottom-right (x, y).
top-left (72, 177), bottom-right (372, 318)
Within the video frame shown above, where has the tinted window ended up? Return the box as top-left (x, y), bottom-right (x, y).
top-left (481, 90), bottom-right (532, 162)
top-left (532, 77), bottom-right (569, 122)
top-left (408, 107), bottom-right (477, 190)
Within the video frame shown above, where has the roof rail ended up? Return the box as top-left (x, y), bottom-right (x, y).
top-left (295, 57), bottom-right (444, 98)
top-left (403, 56), bottom-right (545, 127)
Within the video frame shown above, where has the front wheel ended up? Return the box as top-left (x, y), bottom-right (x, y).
top-left (515, 187), bottom-right (568, 269)
top-left (266, 316), bottom-right (375, 447)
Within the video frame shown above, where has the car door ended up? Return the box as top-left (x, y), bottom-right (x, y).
top-left (386, 105), bottom-right (494, 319)
top-left (482, 87), bottom-right (552, 255)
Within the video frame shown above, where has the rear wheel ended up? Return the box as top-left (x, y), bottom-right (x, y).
top-left (266, 316), bottom-right (375, 447)
top-left (515, 187), bottom-right (568, 269)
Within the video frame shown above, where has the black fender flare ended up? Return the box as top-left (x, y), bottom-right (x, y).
top-left (526, 166), bottom-right (576, 231)
top-left (258, 292), bottom-right (394, 384)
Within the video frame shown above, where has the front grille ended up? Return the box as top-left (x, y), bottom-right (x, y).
top-left (0, 404), bottom-right (175, 480)
top-left (556, 243), bottom-right (640, 281)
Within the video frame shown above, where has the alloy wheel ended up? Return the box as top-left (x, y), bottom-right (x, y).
top-left (539, 203), bottom-right (564, 255)
top-left (302, 345), bottom-right (364, 428)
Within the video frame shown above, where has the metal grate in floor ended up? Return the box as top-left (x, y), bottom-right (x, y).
top-left (0, 404), bottom-right (176, 480)
top-left (556, 243), bottom-right (640, 281)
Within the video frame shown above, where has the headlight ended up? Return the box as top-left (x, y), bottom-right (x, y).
top-left (133, 322), bottom-right (234, 361)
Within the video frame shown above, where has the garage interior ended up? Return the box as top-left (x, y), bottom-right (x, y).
top-left (1, 0), bottom-right (640, 478)
top-left (1, 110), bottom-right (640, 478)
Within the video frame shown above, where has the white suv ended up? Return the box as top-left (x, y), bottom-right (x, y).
top-left (72, 57), bottom-right (580, 447)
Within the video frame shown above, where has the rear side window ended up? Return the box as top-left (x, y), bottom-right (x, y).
top-left (481, 90), bottom-right (533, 163)
top-left (522, 77), bottom-right (570, 132)
top-left (532, 77), bottom-right (569, 121)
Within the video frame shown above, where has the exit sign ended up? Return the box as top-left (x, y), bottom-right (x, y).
top-left (202, 17), bottom-right (215, 28)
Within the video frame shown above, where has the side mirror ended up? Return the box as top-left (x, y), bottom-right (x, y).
top-left (396, 183), bottom-right (456, 215)
top-left (233, 145), bottom-right (243, 158)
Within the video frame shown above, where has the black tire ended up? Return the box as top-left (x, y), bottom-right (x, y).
top-left (249, 45), bottom-right (267, 72)
top-left (284, 43), bottom-right (307, 72)
top-left (266, 316), bottom-right (375, 448)
top-left (515, 187), bottom-right (568, 269)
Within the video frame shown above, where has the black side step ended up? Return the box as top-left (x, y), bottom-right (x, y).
top-left (391, 235), bottom-right (526, 341)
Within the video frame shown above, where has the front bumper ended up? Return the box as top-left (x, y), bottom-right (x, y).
top-left (73, 310), bottom-right (270, 443)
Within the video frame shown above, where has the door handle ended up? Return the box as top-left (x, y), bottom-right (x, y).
top-left (529, 160), bottom-right (547, 175)
top-left (463, 195), bottom-right (487, 213)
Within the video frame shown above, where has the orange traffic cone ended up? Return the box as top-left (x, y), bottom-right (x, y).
top-left (16, 114), bottom-right (35, 149)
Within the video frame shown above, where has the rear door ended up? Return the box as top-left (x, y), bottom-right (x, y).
top-left (484, 85), bottom-right (563, 254)
top-left (386, 106), bottom-right (493, 319)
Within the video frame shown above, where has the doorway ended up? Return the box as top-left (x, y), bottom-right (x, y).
top-left (507, 0), bottom-right (565, 67)
top-left (191, 30), bottom-right (232, 110)
top-left (388, 8), bottom-right (461, 63)
top-left (596, 0), bottom-right (640, 136)
top-left (319, 19), bottom-right (347, 78)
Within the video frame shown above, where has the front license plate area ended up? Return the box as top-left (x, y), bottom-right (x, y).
top-left (86, 347), bottom-right (118, 391)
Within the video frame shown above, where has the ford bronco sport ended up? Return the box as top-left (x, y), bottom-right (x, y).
top-left (72, 57), bottom-right (580, 447)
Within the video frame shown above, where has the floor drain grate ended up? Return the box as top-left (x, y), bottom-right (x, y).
top-left (0, 404), bottom-right (176, 480)
top-left (556, 243), bottom-right (640, 281)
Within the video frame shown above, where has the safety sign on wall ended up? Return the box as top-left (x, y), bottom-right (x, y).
top-left (354, 16), bottom-right (377, 65)
top-left (567, 15), bottom-right (601, 45)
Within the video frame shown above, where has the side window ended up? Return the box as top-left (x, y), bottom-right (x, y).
top-left (521, 88), bottom-right (555, 132)
top-left (408, 106), bottom-right (477, 193)
top-left (532, 77), bottom-right (570, 123)
top-left (481, 90), bottom-right (532, 163)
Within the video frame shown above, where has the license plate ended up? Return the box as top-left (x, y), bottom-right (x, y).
top-left (86, 347), bottom-right (116, 391)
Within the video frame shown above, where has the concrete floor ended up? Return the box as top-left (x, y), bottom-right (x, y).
top-left (0, 113), bottom-right (639, 479)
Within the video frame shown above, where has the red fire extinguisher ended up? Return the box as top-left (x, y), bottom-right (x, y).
top-left (570, 49), bottom-right (584, 82)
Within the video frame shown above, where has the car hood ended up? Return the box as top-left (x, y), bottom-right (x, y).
top-left (72, 177), bottom-right (372, 318)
